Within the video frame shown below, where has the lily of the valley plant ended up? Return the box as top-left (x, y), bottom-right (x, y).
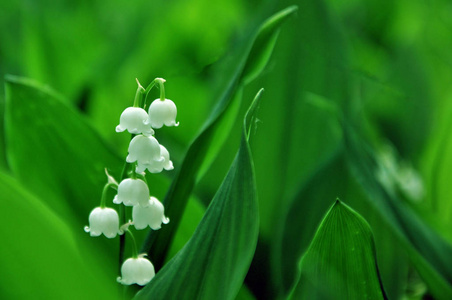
top-left (84, 77), bottom-right (177, 286)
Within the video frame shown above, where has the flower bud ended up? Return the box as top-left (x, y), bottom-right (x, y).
top-left (113, 178), bottom-right (149, 207)
top-left (117, 254), bottom-right (155, 286)
top-left (147, 98), bottom-right (179, 128)
top-left (133, 197), bottom-right (169, 230)
top-left (84, 207), bottom-right (121, 238)
top-left (116, 107), bottom-right (154, 136)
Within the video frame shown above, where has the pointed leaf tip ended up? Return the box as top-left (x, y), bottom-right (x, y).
top-left (241, 5), bottom-right (298, 85)
top-left (289, 200), bottom-right (385, 300)
top-left (242, 88), bottom-right (265, 142)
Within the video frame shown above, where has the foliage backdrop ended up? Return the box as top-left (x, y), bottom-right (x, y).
top-left (1, 0), bottom-right (452, 299)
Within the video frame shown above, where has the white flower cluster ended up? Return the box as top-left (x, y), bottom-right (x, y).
top-left (84, 78), bottom-right (178, 286)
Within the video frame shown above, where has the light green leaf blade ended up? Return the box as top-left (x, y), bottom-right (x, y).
top-left (3, 75), bottom-right (126, 278)
top-left (290, 200), bottom-right (386, 300)
top-left (0, 170), bottom-right (118, 300)
top-left (135, 91), bottom-right (262, 300)
top-left (4, 75), bottom-right (123, 228)
top-left (141, 6), bottom-right (298, 269)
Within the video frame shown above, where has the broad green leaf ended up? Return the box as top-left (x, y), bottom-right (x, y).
top-left (140, 6), bottom-right (298, 269)
top-left (164, 193), bottom-right (206, 262)
top-left (289, 200), bottom-right (386, 300)
top-left (4, 75), bottom-right (123, 229)
top-left (241, 5), bottom-right (298, 85)
top-left (4, 75), bottom-right (125, 274)
top-left (0, 170), bottom-right (118, 300)
top-left (248, 92), bottom-right (343, 298)
top-left (273, 150), bottom-right (349, 296)
top-left (274, 146), bottom-right (410, 300)
top-left (343, 123), bottom-right (452, 299)
top-left (343, 173), bottom-right (410, 300)
top-left (251, 0), bottom-right (350, 240)
top-left (195, 86), bottom-right (243, 182)
top-left (244, 1), bottom-right (351, 294)
top-left (135, 90), bottom-right (262, 300)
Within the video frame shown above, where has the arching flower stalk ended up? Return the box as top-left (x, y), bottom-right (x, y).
top-left (117, 223), bottom-right (155, 286)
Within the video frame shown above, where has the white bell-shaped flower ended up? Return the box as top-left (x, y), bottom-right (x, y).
top-left (136, 145), bottom-right (174, 173)
top-left (116, 107), bottom-right (154, 136)
top-left (113, 178), bottom-right (150, 207)
top-left (117, 254), bottom-right (155, 286)
top-left (147, 98), bottom-right (179, 129)
top-left (133, 197), bottom-right (169, 230)
top-left (126, 135), bottom-right (162, 170)
top-left (84, 207), bottom-right (121, 238)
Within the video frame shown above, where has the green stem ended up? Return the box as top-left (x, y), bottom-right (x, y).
top-left (133, 79), bottom-right (145, 108)
top-left (136, 172), bottom-right (148, 184)
top-left (130, 162), bottom-right (137, 179)
top-left (144, 79), bottom-right (157, 108)
top-left (100, 182), bottom-right (117, 208)
top-left (118, 151), bottom-right (131, 275)
top-left (126, 228), bottom-right (139, 258)
top-left (155, 77), bottom-right (166, 101)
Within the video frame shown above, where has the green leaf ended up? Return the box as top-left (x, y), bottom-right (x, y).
top-left (135, 90), bottom-right (262, 300)
top-left (342, 171), bottom-right (410, 300)
top-left (252, 0), bottom-right (350, 240)
top-left (140, 6), bottom-right (298, 268)
top-left (164, 193), bottom-right (206, 262)
top-left (3, 75), bottom-right (128, 278)
top-left (273, 150), bottom-right (348, 296)
top-left (289, 200), bottom-right (386, 300)
top-left (343, 123), bottom-right (452, 299)
top-left (274, 146), bottom-right (410, 300)
top-left (4, 75), bottom-right (123, 229)
top-left (241, 5), bottom-right (298, 85)
top-left (0, 170), bottom-right (118, 300)
top-left (252, 92), bottom-right (343, 297)
top-left (244, 0), bottom-right (351, 293)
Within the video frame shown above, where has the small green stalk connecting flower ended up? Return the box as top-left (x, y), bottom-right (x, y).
top-left (84, 170), bottom-right (121, 239)
top-left (117, 222), bottom-right (155, 286)
top-left (133, 79), bottom-right (146, 108)
top-left (130, 162), bottom-right (138, 179)
top-left (100, 169), bottom-right (119, 208)
top-left (155, 77), bottom-right (166, 101)
top-left (143, 77), bottom-right (166, 106)
top-left (121, 223), bottom-right (138, 258)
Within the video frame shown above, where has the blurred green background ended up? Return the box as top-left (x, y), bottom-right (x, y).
top-left (1, 0), bottom-right (452, 299)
